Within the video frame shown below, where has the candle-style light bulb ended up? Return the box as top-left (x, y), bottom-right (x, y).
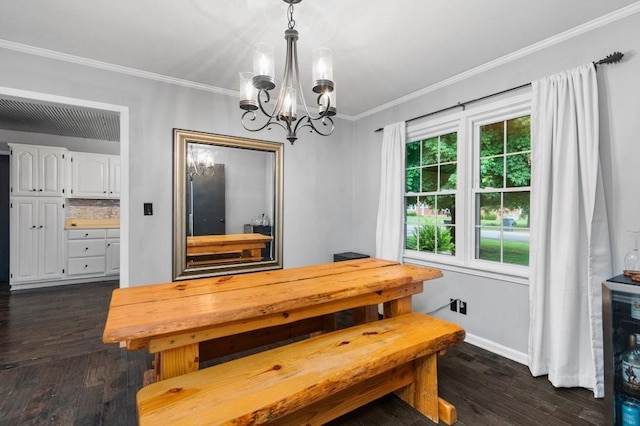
top-left (239, 72), bottom-right (258, 111)
top-left (253, 42), bottom-right (275, 90)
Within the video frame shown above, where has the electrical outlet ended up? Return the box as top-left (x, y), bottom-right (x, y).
top-left (450, 298), bottom-right (457, 312)
top-left (459, 301), bottom-right (467, 315)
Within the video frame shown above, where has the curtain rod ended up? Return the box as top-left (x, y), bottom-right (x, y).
top-left (373, 51), bottom-right (624, 133)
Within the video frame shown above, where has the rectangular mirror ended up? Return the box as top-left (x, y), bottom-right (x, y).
top-left (173, 129), bottom-right (283, 280)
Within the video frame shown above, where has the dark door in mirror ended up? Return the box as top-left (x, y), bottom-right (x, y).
top-left (187, 164), bottom-right (225, 236)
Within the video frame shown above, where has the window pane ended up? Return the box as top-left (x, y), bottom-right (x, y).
top-left (437, 194), bottom-right (456, 256)
top-left (506, 153), bottom-right (531, 187)
top-left (437, 194), bottom-right (455, 224)
top-left (480, 122), bottom-right (503, 157)
top-left (406, 141), bottom-right (420, 168)
top-left (405, 196), bottom-right (418, 250)
top-left (421, 137), bottom-right (438, 166)
top-left (501, 188), bottom-right (530, 266)
top-left (503, 191), bottom-right (530, 230)
top-left (406, 168), bottom-right (419, 192)
top-left (477, 227), bottom-right (502, 262)
top-left (436, 226), bottom-right (455, 255)
top-left (421, 166), bottom-right (438, 192)
top-left (506, 116), bottom-right (531, 153)
top-left (440, 132), bottom-right (457, 163)
top-left (439, 163), bottom-right (457, 190)
top-left (480, 157), bottom-right (504, 189)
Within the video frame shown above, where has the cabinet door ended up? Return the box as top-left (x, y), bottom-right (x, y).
top-left (10, 198), bottom-right (38, 282)
top-left (39, 199), bottom-right (64, 280)
top-left (108, 156), bottom-right (121, 198)
top-left (71, 153), bottom-right (108, 197)
top-left (10, 146), bottom-right (38, 196)
top-left (106, 239), bottom-right (120, 275)
top-left (38, 148), bottom-right (66, 196)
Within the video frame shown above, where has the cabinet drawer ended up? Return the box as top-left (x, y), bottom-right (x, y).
top-left (68, 240), bottom-right (106, 258)
top-left (67, 257), bottom-right (105, 275)
top-left (68, 229), bottom-right (107, 240)
top-left (106, 228), bottom-right (120, 238)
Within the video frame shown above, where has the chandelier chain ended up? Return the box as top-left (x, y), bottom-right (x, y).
top-left (287, 4), bottom-right (295, 29)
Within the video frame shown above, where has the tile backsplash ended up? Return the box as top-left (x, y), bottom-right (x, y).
top-left (67, 199), bottom-right (120, 219)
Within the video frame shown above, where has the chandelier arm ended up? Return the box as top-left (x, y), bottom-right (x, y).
top-left (241, 110), bottom-right (278, 133)
top-left (291, 33), bottom-right (313, 121)
top-left (294, 115), bottom-right (335, 138)
top-left (256, 89), bottom-right (276, 119)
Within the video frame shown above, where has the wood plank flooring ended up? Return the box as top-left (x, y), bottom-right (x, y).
top-left (0, 281), bottom-right (604, 425)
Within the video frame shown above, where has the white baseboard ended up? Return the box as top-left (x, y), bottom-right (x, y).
top-left (463, 332), bottom-right (529, 366)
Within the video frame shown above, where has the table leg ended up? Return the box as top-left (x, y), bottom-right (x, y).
top-left (353, 306), bottom-right (379, 324)
top-left (155, 343), bottom-right (200, 381)
top-left (383, 295), bottom-right (412, 318)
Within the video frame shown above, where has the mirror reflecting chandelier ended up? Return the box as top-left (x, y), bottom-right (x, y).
top-left (187, 144), bottom-right (216, 178)
top-left (239, 0), bottom-right (336, 144)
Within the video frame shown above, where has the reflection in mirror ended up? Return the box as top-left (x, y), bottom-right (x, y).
top-left (174, 129), bottom-right (283, 280)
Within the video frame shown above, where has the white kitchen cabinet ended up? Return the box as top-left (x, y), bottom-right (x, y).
top-left (66, 228), bottom-right (119, 278)
top-left (9, 144), bottom-right (67, 197)
top-left (66, 228), bottom-right (106, 276)
top-left (106, 229), bottom-right (120, 275)
top-left (9, 197), bottom-right (65, 284)
top-left (108, 155), bottom-right (121, 198)
top-left (70, 152), bottom-right (120, 198)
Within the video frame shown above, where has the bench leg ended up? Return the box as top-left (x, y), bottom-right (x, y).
top-left (397, 354), bottom-right (440, 423)
top-left (156, 343), bottom-right (199, 381)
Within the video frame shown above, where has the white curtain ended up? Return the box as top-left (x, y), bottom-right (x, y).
top-left (528, 63), bottom-right (612, 397)
top-left (375, 121), bottom-right (406, 262)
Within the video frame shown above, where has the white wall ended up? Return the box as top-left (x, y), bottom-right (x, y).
top-left (0, 46), bottom-right (354, 286)
top-left (350, 12), bottom-right (640, 359)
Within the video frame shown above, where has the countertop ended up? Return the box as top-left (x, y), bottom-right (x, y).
top-left (65, 218), bottom-right (120, 229)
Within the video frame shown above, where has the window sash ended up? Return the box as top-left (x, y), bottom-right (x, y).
top-left (404, 93), bottom-right (531, 279)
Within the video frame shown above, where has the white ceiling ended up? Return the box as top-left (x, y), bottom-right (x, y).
top-left (0, 0), bottom-right (638, 121)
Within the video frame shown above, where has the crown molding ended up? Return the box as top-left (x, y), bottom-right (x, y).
top-left (0, 39), bottom-right (238, 98)
top-left (353, 1), bottom-right (640, 121)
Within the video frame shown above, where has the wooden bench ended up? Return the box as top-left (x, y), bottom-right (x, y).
top-left (136, 312), bottom-right (465, 425)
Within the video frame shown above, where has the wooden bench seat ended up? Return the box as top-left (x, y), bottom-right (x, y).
top-left (136, 313), bottom-right (465, 425)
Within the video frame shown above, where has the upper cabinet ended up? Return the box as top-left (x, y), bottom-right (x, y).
top-left (70, 152), bottom-right (120, 199)
top-left (9, 144), bottom-right (67, 197)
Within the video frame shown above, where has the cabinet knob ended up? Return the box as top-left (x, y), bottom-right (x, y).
top-left (39, 225), bottom-right (43, 229)
top-left (31, 225), bottom-right (36, 229)
top-left (103, 191), bottom-right (107, 194)
top-left (107, 243), bottom-right (111, 247)
top-left (32, 188), bottom-right (36, 192)
top-left (85, 247), bottom-right (89, 251)
top-left (85, 233), bottom-right (89, 237)
top-left (84, 265), bottom-right (88, 268)
top-left (38, 189), bottom-right (43, 192)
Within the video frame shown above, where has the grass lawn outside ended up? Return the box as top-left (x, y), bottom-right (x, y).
top-left (478, 238), bottom-right (529, 266)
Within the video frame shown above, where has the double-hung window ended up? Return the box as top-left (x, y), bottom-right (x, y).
top-left (403, 94), bottom-right (531, 279)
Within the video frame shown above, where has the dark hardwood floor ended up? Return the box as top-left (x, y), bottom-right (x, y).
top-left (0, 281), bottom-right (604, 425)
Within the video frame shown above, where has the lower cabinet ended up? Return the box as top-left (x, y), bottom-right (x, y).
top-left (106, 229), bottom-right (120, 275)
top-left (66, 228), bottom-right (119, 279)
top-left (10, 197), bottom-right (65, 285)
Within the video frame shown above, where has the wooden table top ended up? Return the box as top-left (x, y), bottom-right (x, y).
top-left (102, 258), bottom-right (442, 348)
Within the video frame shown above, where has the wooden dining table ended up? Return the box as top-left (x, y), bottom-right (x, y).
top-left (102, 258), bottom-right (442, 382)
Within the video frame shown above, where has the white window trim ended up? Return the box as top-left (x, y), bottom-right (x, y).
top-left (403, 92), bottom-right (532, 284)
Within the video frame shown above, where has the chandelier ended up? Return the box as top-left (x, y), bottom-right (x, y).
top-left (239, 0), bottom-right (336, 144)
